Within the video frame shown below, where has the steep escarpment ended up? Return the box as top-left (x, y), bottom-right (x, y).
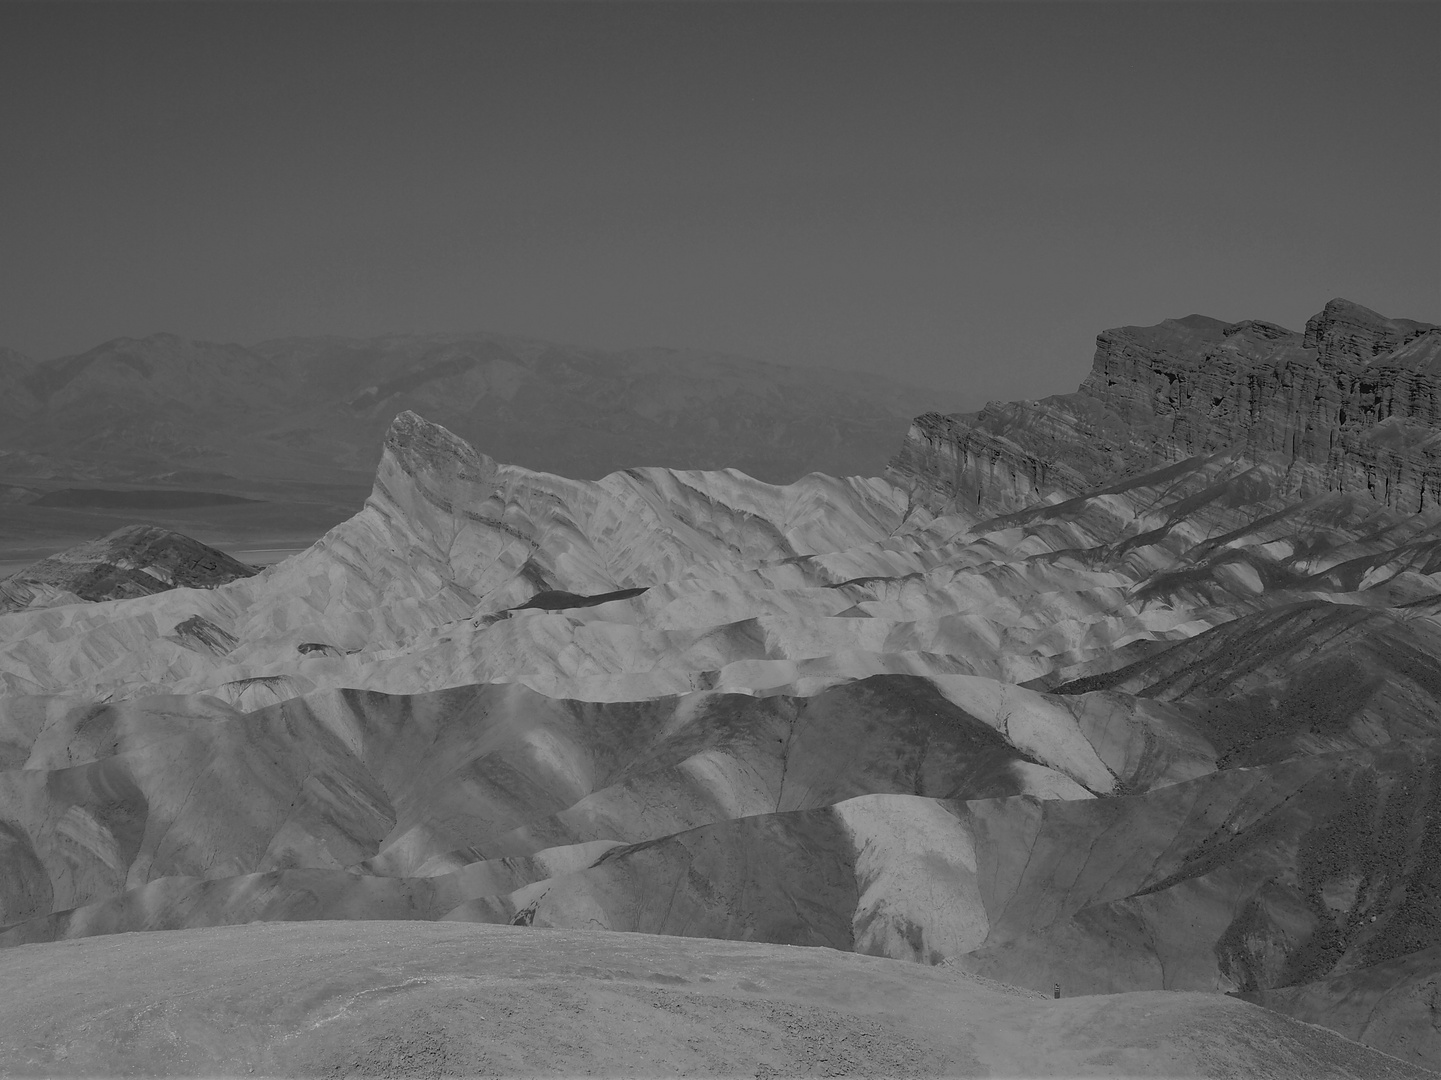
top-left (893, 299), bottom-right (1441, 516)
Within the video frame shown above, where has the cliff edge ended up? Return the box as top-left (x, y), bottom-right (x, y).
top-left (892, 298), bottom-right (1441, 516)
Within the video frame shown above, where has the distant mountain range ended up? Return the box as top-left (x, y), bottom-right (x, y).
top-left (0, 331), bottom-right (956, 487)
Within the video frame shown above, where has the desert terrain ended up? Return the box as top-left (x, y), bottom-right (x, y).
top-left (0, 331), bottom-right (948, 571)
top-left (1, 922), bottom-right (1423, 1079)
top-left (2, 298), bottom-right (1441, 1077)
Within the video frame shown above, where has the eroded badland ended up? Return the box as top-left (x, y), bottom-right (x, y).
top-left (2, 298), bottom-right (1441, 1077)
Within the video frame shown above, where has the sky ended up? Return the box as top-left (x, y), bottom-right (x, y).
top-left (1, 1), bottom-right (1437, 408)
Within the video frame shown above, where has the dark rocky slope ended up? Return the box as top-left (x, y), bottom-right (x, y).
top-left (0, 524), bottom-right (257, 613)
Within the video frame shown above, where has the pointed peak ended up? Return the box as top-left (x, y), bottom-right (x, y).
top-left (385, 410), bottom-right (475, 456)
top-left (382, 410), bottom-right (497, 484)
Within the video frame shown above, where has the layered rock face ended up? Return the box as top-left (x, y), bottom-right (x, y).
top-left (893, 299), bottom-right (1441, 515)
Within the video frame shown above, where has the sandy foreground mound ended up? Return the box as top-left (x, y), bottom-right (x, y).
top-left (0, 920), bottom-right (1425, 1079)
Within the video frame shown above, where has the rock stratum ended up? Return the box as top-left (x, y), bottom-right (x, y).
top-left (2, 298), bottom-right (1441, 1076)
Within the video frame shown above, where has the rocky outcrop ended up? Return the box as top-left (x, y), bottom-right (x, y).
top-left (892, 299), bottom-right (1441, 516)
top-left (0, 524), bottom-right (257, 613)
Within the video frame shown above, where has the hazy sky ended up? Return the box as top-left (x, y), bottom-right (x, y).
top-left (2, 2), bottom-right (1436, 406)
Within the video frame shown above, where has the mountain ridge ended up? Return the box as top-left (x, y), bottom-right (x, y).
top-left (1, 329), bottom-right (956, 487)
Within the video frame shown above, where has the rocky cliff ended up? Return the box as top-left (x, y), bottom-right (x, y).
top-left (892, 299), bottom-right (1441, 516)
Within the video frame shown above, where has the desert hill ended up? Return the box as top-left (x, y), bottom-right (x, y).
top-left (2, 298), bottom-right (1441, 1075)
top-left (0, 524), bottom-right (256, 614)
top-left (2, 922), bottom-right (1421, 1079)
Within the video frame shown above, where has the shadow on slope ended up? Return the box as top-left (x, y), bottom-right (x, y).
top-left (0, 674), bottom-right (1138, 939)
top-left (1055, 597), bottom-right (1441, 767)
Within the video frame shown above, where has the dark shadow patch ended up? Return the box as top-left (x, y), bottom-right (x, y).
top-left (512, 587), bottom-right (648, 612)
